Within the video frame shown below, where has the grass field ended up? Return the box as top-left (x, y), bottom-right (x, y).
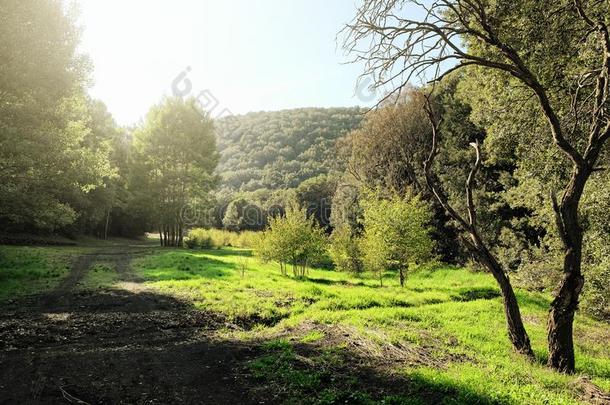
top-left (0, 245), bottom-right (82, 299)
top-left (1, 244), bottom-right (608, 404)
top-left (131, 248), bottom-right (610, 404)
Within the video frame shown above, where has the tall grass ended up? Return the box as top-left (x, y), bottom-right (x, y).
top-left (184, 228), bottom-right (260, 249)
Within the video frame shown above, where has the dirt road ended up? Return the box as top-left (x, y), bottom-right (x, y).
top-left (0, 247), bottom-right (259, 404)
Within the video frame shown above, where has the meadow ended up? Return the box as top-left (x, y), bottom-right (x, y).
top-left (122, 247), bottom-right (610, 403)
top-left (1, 244), bottom-right (609, 404)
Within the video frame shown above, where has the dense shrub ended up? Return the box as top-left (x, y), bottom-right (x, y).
top-left (256, 205), bottom-right (328, 277)
top-left (360, 190), bottom-right (435, 286)
top-left (581, 263), bottom-right (610, 320)
top-left (328, 225), bottom-right (363, 273)
top-left (184, 229), bottom-right (214, 249)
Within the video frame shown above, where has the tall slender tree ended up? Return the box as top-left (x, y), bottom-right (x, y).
top-left (134, 98), bottom-right (219, 247)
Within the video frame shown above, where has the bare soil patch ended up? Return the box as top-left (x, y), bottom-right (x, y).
top-left (0, 247), bottom-right (259, 404)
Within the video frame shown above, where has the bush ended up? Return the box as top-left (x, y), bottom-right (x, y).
top-left (256, 205), bottom-right (328, 277)
top-left (184, 228), bottom-right (214, 249)
top-left (582, 263), bottom-right (610, 320)
top-left (328, 225), bottom-right (363, 273)
top-left (360, 190), bottom-right (435, 287)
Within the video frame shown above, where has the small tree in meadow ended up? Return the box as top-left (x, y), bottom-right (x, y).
top-left (361, 190), bottom-right (435, 287)
top-left (329, 224), bottom-right (363, 274)
top-left (255, 223), bottom-right (290, 276)
top-left (256, 204), bottom-right (328, 278)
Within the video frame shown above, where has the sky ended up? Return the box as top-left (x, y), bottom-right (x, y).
top-left (78, 0), bottom-right (379, 126)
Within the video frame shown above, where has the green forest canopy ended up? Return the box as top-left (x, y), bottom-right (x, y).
top-left (214, 107), bottom-right (363, 192)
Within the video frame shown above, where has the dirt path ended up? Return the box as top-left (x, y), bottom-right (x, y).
top-left (0, 247), bottom-right (259, 405)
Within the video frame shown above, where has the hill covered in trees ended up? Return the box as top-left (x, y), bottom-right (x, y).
top-left (214, 108), bottom-right (363, 192)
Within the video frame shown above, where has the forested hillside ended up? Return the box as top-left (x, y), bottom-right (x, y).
top-left (215, 108), bottom-right (363, 192)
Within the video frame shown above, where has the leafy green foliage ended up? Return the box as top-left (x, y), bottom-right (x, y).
top-left (132, 97), bottom-right (219, 245)
top-left (295, 174), bottom-right (337, 230)
top-left (256, 205), bottom-right (328, 277)
top-left (449, 1), bottom-right (610, 318)
top-left (184, 228), bottom-right (259, 249)
top-left (215, 108), bottom-right (363, 192)
top-left (221, 197), bottom-right (267, 231)
top-left (184, 228), bottom-right (214, 249)
top-left (222, 199), bottom-right (245, 232)
top-left (338, 89), bottom-right (466, 263)
top-left (0, 0), bottom-right (112, 233)
top-left (328, 225), bottom-right (363, 273)
top-left (360, 190), bottom-right (435, 286)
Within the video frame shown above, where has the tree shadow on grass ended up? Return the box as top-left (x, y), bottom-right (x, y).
top-left (7, 318), bottom-right (499, 405)
top-left (1, 283), bottom-right (605, 404)
top-left (0, 284), bottom-right (259, 404)
top-left (515, 290), bottom-right (551, 311)
top-left (304, 277), bottom-right (367, 287)
top-left (451, 287), bottom-right (501, 302)
top-left (246, 331), bottom-right (510, 405)
top-left (0, 300), bottom-right (257, 404)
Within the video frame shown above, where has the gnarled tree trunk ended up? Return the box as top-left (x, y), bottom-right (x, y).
top-left (548, 166), bottom-right (590, 372)
top-left (468, 237), bottom-right (533, 356)
top-left (423, 101), bottom-right (534, 359)
top-left (343, 0), bottom-right (610, 372)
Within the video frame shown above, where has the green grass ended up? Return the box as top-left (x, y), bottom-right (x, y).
top-left (132, 248), bottom-right (610, 404)
top-left (1, 244), bottom-right (607, 403)
top-left (0, 245), bottom-right (79, 299)
top-left (80, 262), bottom-right (118, 289)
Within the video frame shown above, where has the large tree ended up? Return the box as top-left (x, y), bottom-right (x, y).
top-left (134, 98), bottom-right (219, 247)
top-left (344, 0), bottom-right (610, 372)
top-left (295, 174), bottom-right (337, 230)
top-left (71, 99), bottom-right (130, 238)
top-left (339, 88), bottom-right (469, 263)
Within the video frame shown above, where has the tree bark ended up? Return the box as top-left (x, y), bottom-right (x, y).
top-left (344, 0), bottom-right (610, 373)
top-left (547, 166), bottom-right (589, 372)
top-left (547, 273), bottom-right (583, 372)
top-left (104, 206), bottom-right (111, 240)
top-left (178, 223), bottom-right (184, 247)
top-left (468, 238), bottom-right (534, 357)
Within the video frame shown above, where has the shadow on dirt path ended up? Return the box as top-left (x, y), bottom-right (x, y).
top-left (0, 246), bottom-right (259, 404)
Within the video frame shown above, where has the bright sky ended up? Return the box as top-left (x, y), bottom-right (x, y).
top-left (78, 0), bottom-right (379, 126)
